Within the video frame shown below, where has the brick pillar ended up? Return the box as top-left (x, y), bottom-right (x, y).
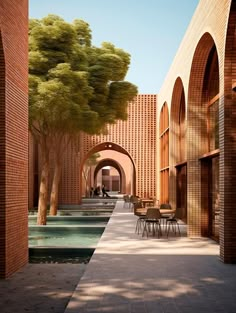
top-left (0, 0), bottom-right (28, 278)
top-left (219, 91), bottom-right (236, 263)
top-left (220, 1), bottom-right (236, 262)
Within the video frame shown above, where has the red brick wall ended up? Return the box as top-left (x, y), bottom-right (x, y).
top-left (80, 94), bottom-right (157, 200)
top-left (221, 0), bottom-right (236, 263)
top-left (29, 95), bottom-right (157, 206)
top-left (27, 0), bottom-right (236, 264)
top-left (0, 0), bottom-right (28, 278)
top-left (158, 0), bottom-right (236, 262)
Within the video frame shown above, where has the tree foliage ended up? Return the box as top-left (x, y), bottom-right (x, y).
top-left (29, 15), bottom-right (138, 224)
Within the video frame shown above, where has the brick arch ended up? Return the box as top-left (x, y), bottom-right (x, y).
top-left (93, 158), bottom-right (126, 193)
top-left (169, 77), bottom-right (186, 214)
top-left (188, 33), bottom-right (218, 156)
top-left (159, 102), bottom-right (169, 203)
top-left (80, 141), bottom-right (136, 197)
top-left (58, 95), bottom-right (156, 204)
top-left (170, 77), bottom-right (186, 164)
top-left (187, 32), bottom-right (219, 237)
top-left (78, 95), bottom-right (157, 200)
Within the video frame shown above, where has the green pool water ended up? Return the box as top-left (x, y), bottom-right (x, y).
top-left (29, 227), bottom-right (104, 247)
top-left (28, 216), bottom-right (109, 225)
top-left (29, 247), bottom-right (95, 264)
top-left (29, 209), bottom-right (113, 216)
top-left (59, 210), bottom-right (113, 216)
top-left (28, 208), bottom-right (112, 262)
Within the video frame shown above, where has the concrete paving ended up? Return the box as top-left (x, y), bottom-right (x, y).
top-left (65, 200), bottom-right (236, 313)
top-left (0, 263), bottom-right (86, 313)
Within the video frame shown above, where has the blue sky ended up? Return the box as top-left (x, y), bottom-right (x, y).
top-left (29, 0), bottom-right (199, 94)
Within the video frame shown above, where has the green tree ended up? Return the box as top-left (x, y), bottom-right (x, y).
top-left (29, 15), bottom-right (138, 224)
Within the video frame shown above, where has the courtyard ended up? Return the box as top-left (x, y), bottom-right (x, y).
top-left (1, 200), bottom-right (236, 313)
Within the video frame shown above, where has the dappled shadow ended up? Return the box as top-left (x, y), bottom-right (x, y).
top-left (95, 207), bottom-right (218, 255)
top-left (66, 253), bottom-right (236, 313)
top-left (0, 263), bottom-right (86, 313)
top-left (64, 201), bottom-right (235, 312)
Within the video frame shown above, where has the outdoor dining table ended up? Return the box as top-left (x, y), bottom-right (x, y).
top-left (135, 206), bottom-right (175, 216)
top-left (141, 198), bottom-right (155, 207)
top-left (134, 206), bottom-right (177, 236)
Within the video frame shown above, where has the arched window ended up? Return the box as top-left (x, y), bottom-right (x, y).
top-left (160, 103), bottom-right (169, 203)
top-left (204, 47), bottom-right (219, 152)
top-left (201, 44), bottom-right (220, 241)
top-left (179, 90), bottom-right (186, 161)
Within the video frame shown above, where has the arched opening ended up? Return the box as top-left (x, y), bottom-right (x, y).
top-left (188, 33), bottom-right (219, 238)
top-left (159, 102), bottom-right (169, 203)
top-left (201, 44), bottom-right (220, 241)
top-left (94, 158), bottom-right (126, 195)
top-left (170, 78), bottom-right (187, 222)
top-left (80, 142), bottom-right (136, 198)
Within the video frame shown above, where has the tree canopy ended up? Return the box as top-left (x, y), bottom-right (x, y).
top-left (29, 14), bottom-right (138, 138)
top-left (29, 14), bottom-right (138, 224)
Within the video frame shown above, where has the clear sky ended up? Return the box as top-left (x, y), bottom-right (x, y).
top-left (29, 0), bottom-right (199, 94)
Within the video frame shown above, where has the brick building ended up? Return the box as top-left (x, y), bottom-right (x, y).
top-left (0, 0), bottom-right (28, 278)
top-left (29, 94), bottom-right (157, 206)
top-left (30, 0), bottom-right (236, 263)
top-left (157, 0), bottom-right (236, 262)
top-left (1, 0), bottom-right (236, 278)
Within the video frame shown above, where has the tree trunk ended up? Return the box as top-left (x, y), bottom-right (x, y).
top-left (49, 158), bottom-right (61, 216)
top-left (82, 167), bottom-right (89, 197)
top-left (37, 145), bottom-right (49, 225)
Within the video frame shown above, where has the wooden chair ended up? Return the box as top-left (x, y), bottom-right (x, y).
top-left (142, 208), bottom-right (162, 238)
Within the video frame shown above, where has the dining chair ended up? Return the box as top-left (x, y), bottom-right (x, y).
top-left (159, 203), bottom-right (173, 230)
top-left (142, 208), bottom-right (162, 238)
top-left (134, 201), bottom-right (146, 234)
top-left (123, 194), bottom-right (130, 209)
top-left (166, 213), bottom-right (181, 238)
top-left (130, 195), bottom-right (141, 211)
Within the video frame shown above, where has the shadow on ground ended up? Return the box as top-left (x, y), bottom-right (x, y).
top-left (0, 263), bottom-right (86, 313)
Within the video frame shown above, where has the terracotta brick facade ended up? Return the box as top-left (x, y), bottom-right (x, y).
top-left (54, 94), bottom-right (157, 204)
top-left (29, 0), bottom-right (236, 263)
top-left (29, 95), bottom-right (157, 207)
top-left (80, 94), bottom-right (157, 200)
top-left (158, 0), bottom-right (236, 262)
top-left (0, 0), bottom-right (28, 278)
top-left (2, 0), bottom-right (236, 278)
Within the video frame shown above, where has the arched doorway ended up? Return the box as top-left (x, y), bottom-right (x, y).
top-left (159, 102), bottom-right (169, 203)
top-left (80, 142), bottom-right (136, 198)
top-left (200, 44), bottom-right (220, 241)
top-left (170, 78), bottom-right (187, 222)
top-left (188, 33), bottom-right (219, 238)
top-left (94, 158), bottom-right (126, 194)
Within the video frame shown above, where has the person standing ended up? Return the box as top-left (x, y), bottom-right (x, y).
top-left (102, 185), bottom-right (110, 197)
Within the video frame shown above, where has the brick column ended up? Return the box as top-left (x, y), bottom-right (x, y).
top-left (0, 0), bottom-right (28, 278)
top-left (220, 1), bottom-right (236, 262)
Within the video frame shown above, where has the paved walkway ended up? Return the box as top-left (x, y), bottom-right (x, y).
top-left (65, 200), bottom-right (236, 313)
top-left (0, 263), bottom-right (86, 313)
